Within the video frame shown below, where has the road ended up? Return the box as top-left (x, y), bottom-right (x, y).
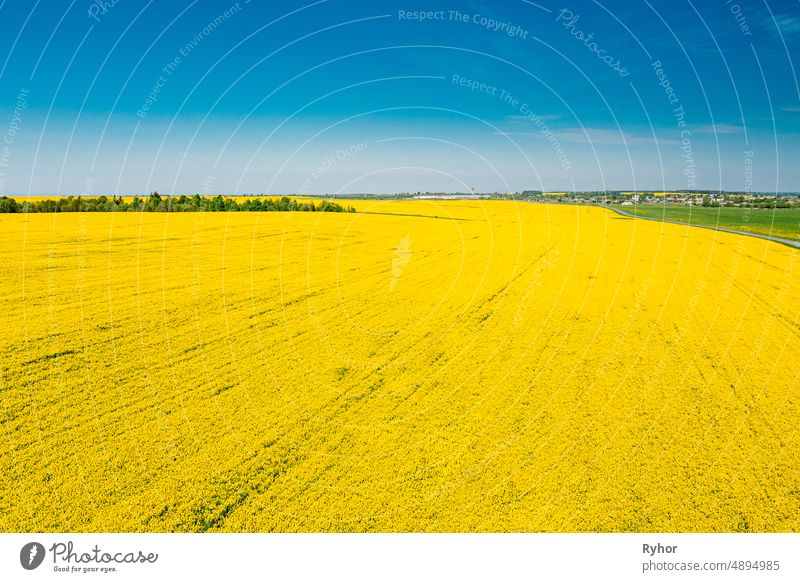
top-left (601, 204), bottom-right (800, 250)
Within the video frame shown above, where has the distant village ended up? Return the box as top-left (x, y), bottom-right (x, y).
top-left (380, 190), bottom-right (800, 209)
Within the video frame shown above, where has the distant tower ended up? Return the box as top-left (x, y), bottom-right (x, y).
top-left (470, 186), bottom-right (475, 196)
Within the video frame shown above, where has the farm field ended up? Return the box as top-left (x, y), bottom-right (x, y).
top-left (1, 201), bottom-right (799, 532)
top-left (626, 204), bottom-right (800, 242)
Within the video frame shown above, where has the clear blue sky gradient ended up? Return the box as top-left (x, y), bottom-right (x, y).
top-left (0, 0), bottom-right (798, 195)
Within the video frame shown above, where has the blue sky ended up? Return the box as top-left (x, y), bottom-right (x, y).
top-left (0, 0), bottom-right (798, 195)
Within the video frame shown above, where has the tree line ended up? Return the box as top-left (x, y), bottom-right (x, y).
top-left (0, 192), bottom-right (356, 213)
top-left (701, 195), bottom-right (799, 209)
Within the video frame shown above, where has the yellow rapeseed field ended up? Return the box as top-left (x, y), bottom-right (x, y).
top-left (1, 201), bottom-right (798, 532)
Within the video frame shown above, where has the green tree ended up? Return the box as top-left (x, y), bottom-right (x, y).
top-left (0, 196), bottom-right (19, 213)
